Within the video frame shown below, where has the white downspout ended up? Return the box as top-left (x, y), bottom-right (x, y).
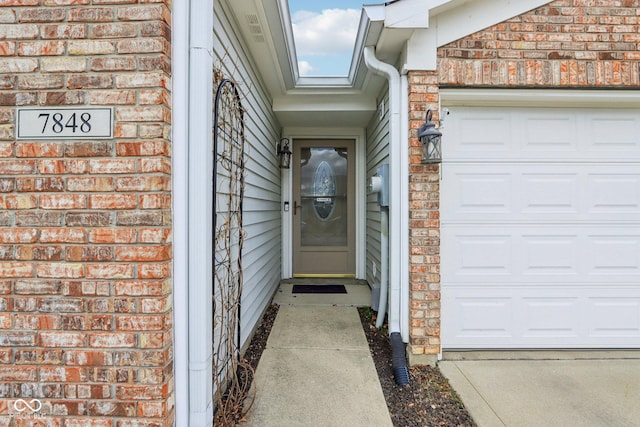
top-left (400, 75), bottom-right (410, 342)
top-left (187, 0), bottom-right (215, 424)
top-left (376, 207), bottom-right (389, 329)
top-left (363, 46), bottom-right (406, 339)
top-left (173, 0), bottom-right (215, 425)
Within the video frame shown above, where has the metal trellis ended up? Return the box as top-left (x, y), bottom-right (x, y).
top-left (212, 77), bottom-right (247, 425)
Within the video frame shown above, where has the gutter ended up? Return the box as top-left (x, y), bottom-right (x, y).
top-left (362, 1), bottom-right (416, 346)
top-left (363, 46), bottom-right (400, 337)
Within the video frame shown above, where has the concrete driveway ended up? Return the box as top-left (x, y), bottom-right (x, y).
top-left (440, 353), bottom-right (640, 427)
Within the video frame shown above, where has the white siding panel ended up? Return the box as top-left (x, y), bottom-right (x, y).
top-left (215, 2), bottom-right (281, 348)
top-left (442, 105), bottom-right (640, 349)
top-left (366, 90), bottom-right (390, 292)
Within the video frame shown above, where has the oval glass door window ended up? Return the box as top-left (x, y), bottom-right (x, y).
top-left (313, 161), bottom-right (336, 220)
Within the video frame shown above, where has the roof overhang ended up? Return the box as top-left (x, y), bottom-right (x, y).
top-left (222, 0), bottom-right (552, 128)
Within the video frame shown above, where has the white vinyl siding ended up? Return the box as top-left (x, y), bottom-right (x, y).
top-left (366, 92), bottom-right (390, 293)
top-left (215, 2), bottom-right (282, 347)
top-left (442, 106), bottom-right (640, 349)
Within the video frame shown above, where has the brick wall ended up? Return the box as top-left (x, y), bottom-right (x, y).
top-left (408, 0), bottom-right (640, 362)
top-left (407, 70), bottom-right (441, 364)
top-left (0, 1), bottom-right (173, 425)
top-left (440, 0), bottom-right (640, 87)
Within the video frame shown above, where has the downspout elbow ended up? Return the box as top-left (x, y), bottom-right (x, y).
top-left (363, 47), bottom-right (400, 91)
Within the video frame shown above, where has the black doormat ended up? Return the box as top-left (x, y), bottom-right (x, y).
top-left (292, 284), bottom-right (347, 294)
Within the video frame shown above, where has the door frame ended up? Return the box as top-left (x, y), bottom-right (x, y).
top-left (281, 128), bottom-right (366, 279)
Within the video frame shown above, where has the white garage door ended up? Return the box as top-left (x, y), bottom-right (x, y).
top-left (442, 106), bottom-right (640, 349)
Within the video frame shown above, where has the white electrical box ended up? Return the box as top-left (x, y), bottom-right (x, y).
top-left (367, 163), bottom-right (389, 207)
top-left (376, 164), bottom-right (389, 207)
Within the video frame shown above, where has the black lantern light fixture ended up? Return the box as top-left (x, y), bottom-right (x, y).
top-left (277, 138), bottom-right (292, 169)
top-left (418, 109), bottom-right (442, 164)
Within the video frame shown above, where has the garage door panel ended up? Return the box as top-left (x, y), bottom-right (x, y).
top-left (588, 233), bottom-right (640, 275)
top-left (521, 172), bottom-right (578, 214)
top-left (442, 105), bottom-right (640, 349)
top-left (522, 234), bottom-right (579, 276)
top-left (588, 115), bottom-right (640, 152)
top-left (444, 287), bottom-right (640, 348)
top-left (448, 233), bottom-right (514, 277)
top-left (445, 107), bottom-right (640, 161)
top-left (457, 113), bottom-right (513, 154)
top-left (521, 297), bottom-right (579, 338)
top-left (522, 114), bottom-right (577, 152)
top-left (444, 164), bottom-right (640, 222)
top-left (456, 297), bottom-right (513, 337)
top-left (444, 226), bottom-right (640, 283)
top-left (456, 172), bottom-right (512, 214)
top-left (588, 299), bottom-right (640, 337)
top-left (587, 172), bottom-right (640, 214)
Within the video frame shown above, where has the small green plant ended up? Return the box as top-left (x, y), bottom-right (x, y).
top-left (378, 324), bottom-right (388, 336)
top-left (360, 306), bottom-right (374, 320)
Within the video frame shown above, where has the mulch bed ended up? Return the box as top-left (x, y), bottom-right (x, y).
top-left (226, 304), bottom-right (476, 426)
top-left (358, 307), bottom-right (476, 427)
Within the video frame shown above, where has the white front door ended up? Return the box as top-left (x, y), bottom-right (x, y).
top-left (442, 105), bottom-right (640, 349)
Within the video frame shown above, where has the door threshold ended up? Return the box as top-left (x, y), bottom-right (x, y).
top-left (293, 274), bottom-right (356, 278)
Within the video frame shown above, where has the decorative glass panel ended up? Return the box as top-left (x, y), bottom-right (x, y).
top-left (313, 161), bottom-right (336, 220)
top-left (300, 147), bottom-right (348, 246)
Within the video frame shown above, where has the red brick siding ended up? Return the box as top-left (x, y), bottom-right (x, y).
top-left (408, 0), bottom-right (640, 359)
top-left (440, 0), bottom-right (640, 87)
top-left (407, 71), bottom-right (441, 359)
top-left (0, 1), bottom-right (173, 425)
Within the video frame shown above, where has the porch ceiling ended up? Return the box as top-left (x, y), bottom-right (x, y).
top-left (223, 0), bottom-right (553, 128)
top-left (224, 0), bottom-right (389, 128)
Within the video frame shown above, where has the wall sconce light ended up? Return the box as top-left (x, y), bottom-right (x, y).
top-left (418, 109), bottom-right (442, 164)
top-left (277, 138), bottom-right (292, 169)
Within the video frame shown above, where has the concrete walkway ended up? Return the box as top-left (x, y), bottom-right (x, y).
top-left (243, 281), bottom-right (640, 427)
top-left (440, 356), bottom-right (640, 427)
top-left (243, 303), bottom-right (392, 427)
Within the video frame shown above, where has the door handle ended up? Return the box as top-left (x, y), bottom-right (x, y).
top-left (294, 200), bottom-right (302, 215)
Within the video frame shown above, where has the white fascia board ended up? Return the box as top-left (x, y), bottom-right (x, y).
top-left (386, 3), bottom-right (429, 28)
top-left (403, 28), bottom-right (438, 72)
top-left (363, 3), bottom-right (385, 22)
top-left (384, 0), bottom-right (452, 28)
